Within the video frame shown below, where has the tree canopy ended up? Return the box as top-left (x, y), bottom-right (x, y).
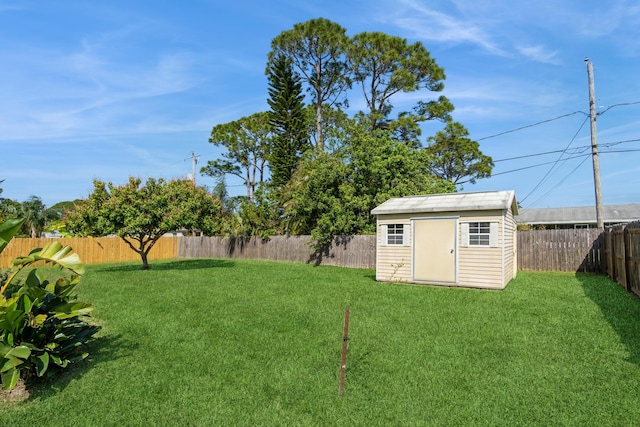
top-left (197, 18), bottom-right (494, 248)
top-left (19, 196), bottom-right (56, 238)
top-left (348, 32), bottom-right (451, 132)
top-left (65, 177), bottom-right (224, 269)
top-left (268, 18), bottom-right (350, 151)
top-left (267, 54), bottom-right (310, 190)
top-left (201, 112), bottom-right (272, 203)
top-left (425, 121), bottom-right (494, 185)
top-left (282, 117), bottom-right (454, 248)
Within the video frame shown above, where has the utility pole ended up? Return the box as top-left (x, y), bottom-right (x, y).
top-left (186, 151), bottom-right (200, 186)
top-left (585, 58), bottom-right (604, 231)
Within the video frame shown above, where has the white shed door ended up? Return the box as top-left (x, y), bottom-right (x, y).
top-left (412, 218), bottom-right (457, 283)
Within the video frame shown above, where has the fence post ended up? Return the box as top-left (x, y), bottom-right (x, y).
top-left (624, 225), bottom-right (631, 291)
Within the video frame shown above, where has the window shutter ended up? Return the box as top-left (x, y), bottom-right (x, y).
top-left (403, 223), bottom-right (410, 246)
top-left (461, 222), bottom-right (469, 247)
top-left (381, 224), bottom-right (388, 246)
top-left (490, 222), bottom-right (499, 247)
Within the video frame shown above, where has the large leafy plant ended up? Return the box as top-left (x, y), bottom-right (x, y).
top-left (0, 218), bottom-right (99, 391)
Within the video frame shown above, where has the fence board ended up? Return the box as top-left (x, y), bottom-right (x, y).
top-left (625, 226), bottom-right (640, 296)
top-left (0, 236), bottom-right (178, 268)
top-left (517, 229), bottom-right (604, 272)
top-left (178, 235), bottom-right (376, 270)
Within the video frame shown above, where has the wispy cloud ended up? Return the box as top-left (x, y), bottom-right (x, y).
top-left (572, 0), bottom-right (640, 37)
top-left (0, 23), bottom-right (207, 142)
top-left (380, 0), bottom-right (574, 65)
top-left (389, 0), bottom-right (506, 55)
top-left (516, 45), bottom-right (561, 65)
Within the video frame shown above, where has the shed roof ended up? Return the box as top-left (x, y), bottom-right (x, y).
top-left (371, 190), bottom-right (518, 216)
top-left (516, 204), bottom-right (640, 225)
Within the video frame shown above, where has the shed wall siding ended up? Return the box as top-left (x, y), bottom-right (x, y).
top-left (503, 208), bottom-right (517, 285)
top-left (457, 212), bottom-right (504, 289)
top-left (376, 219), bottom-right (412, 282)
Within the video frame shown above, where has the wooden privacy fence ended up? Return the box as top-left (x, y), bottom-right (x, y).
top-left (517, 224), bottom-right (640, 298)
top-left (603, 222), bottom-right (640, 297)
top-left (178, 235), bottom-right (376, 270)
top-left (517, 229), bottom-right (605, 273)
top-left (2, 229), bottom-right (639, 289)
top-left (0, 236), bottom-right (178, 269)
top-left (1, 235), bottom-right (374, 270)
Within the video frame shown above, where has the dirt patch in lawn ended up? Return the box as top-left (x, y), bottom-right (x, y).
top-left (0, 378), bottom-right (29, 404)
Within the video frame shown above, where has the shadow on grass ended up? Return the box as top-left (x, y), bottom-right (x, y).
top-left (24, 333), bottom-right (139, 401)
top-left (93, 258), bottom-right (236, 273)
top-left (361, 271), bottom-right (377, 282)
top-left (577, 272), bottom-right (640, 367)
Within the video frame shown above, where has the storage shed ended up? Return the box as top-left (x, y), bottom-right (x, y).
top-left (371, 190), bottom-right (518, 289)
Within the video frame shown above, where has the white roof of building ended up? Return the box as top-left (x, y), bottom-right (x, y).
top-left (371, 190), bottom-right (518, 215)
top-left (516, 204), bottom-right (640, 225)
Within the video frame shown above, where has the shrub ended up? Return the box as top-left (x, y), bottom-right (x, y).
top-left (0, 218), bottom-right (100, 391)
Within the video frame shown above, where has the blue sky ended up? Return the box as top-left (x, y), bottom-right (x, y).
top-left (1, 0), bottom-right (639, 211)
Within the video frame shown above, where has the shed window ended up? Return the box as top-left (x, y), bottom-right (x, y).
top-left (381, 223), bottom-right (409, 246)
top-left (461, 221), bottom-right (499, 247)
top-left (387, 224), bottom-right (405, 245)
top-left (469, 222), bottom-right (491, 246)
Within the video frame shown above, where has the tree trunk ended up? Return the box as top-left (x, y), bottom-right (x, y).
top-left (245, 167), bottom-right (252, 202)
top-left (316, 100), bottom-right (323, 152)
top-left (140, 250), bottom-right (150, 270)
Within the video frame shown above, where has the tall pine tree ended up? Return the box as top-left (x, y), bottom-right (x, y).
top-left (267, 54), bottom-right (309, 189)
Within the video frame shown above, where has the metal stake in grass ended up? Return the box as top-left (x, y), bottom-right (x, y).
top-left (339, 305), bottom-right (350, 395)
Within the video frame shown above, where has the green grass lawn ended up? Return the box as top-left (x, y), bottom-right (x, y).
top-left (2, 259), bottom-right (640, 426)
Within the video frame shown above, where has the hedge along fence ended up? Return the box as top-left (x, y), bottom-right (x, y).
top-left (0, 236), bottom-right (179, 269)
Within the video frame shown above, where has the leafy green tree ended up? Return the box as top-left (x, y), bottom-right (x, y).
top-left (202, 112), bottom-right (272, 203)
top-left (43, 200), bottom-right (82, 236)
top-left (48, 200), bottom-right (81, 218)
top-left (20, 196), bottom-right (57, 238)
top-left (282, 117), bottom-right (454, 249)
top-left (0, 200), bottom-right (18, 224)
top-left (267, 54), bottom-right (310, 189)
top-left (384, 96), bottom-right (455, 148)
top-left (268, 18), bottom-right (351, 151)
top-left (424, 121), bottom-right (494, 185)
top-left (211, 176), bottom-right (240, 215)
top-left (0, 181), bottom-right (17, 223)
top-left (65, 177), bottom-right (224, 269)
top-left (348, 32), bottom-right (452, 132)
top-left (235, 188), bottom-right (281, 238)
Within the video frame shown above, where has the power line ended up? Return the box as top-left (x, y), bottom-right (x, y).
top-left (493, 146), bottom-right (590, 162)
top-left (492, 138), bottom-right (640, 163)
top-left (526, 154), bottom-right (592, 208)
top-left (490, 148), bottom-right (639, 177)
top-left (600, 148), bottom-right (640, 154)
top-left (602, 138), bottom-right (640, 148)
top-left (598, 100), bottom-right (640, 116)
top-left (476, 100), bottom-right (640, 143)
top-left (519, 115), bottom-right (589, 204)
top-left (491, 153), bottom-right (590, 177)
top-left (476, 111), bottom-right (587, 141)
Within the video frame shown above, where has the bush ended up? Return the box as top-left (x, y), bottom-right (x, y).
top-left (0, 218), bottom-right (100, 391)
